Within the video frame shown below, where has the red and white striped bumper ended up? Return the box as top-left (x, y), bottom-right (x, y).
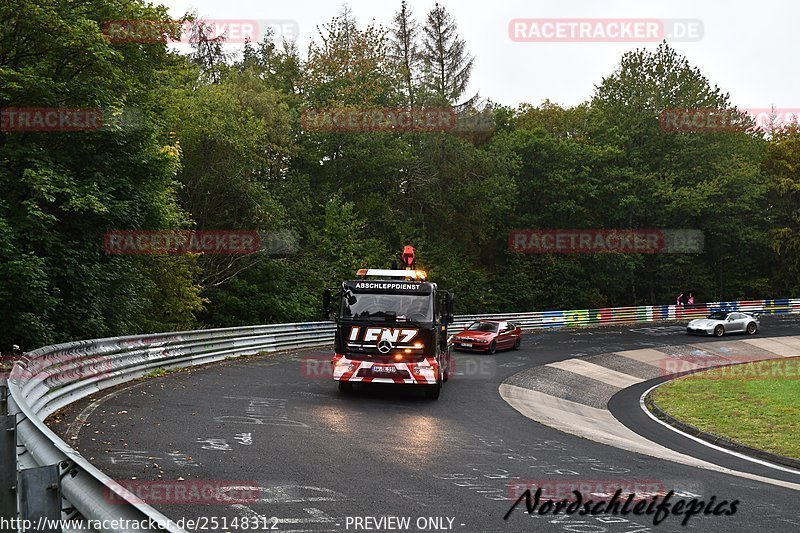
top-left (331, 354), bottom-right (438, 384)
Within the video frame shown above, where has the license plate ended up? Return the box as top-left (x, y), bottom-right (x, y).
top-left (373, 365), bottom-right (397, 374)
top-left (461, 343), bottom-right (472, 348)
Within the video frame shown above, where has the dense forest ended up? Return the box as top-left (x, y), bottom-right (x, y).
top-left (2, 0), bottom-right (799, 350)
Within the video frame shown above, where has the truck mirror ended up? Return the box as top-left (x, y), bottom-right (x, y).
top-left (445, 292), bottom-right (455, 324)
top-left (322, 288), bottom-right (332, 318)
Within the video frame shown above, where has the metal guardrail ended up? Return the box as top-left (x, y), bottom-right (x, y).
top-left (3, 298), bottom-right (799, 531)
top-left (5, 322), bottom-right (335, 532)
top-left (451, 298), bottom-right (800, 330)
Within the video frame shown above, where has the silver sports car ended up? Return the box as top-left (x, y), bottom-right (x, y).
top-left (686, 311), bottom-right (760, 337)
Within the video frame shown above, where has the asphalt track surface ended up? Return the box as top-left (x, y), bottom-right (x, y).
top-left (51, 316), bottom-right (800, 533)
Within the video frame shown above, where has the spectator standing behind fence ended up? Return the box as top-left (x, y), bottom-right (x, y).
top-left (687, 292), bottom-right (695, 305)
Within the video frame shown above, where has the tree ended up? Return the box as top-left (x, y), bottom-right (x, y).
top-left (3, 1), bottom-right (793, 348)
top-left (0, 0), bottom-right (204, 349)
top-left (163, 65), bottom-right (296, 293)
top-left (591, 42), bottom-right (771, 302)
top-left (421, 2), bottom-right (474, 105)
top-left (299, 9), bottom-right (409, 231)
top-left (765, 126), bottom-right (800, 295)
top-left (304, 7), bottom-right (395, 107)
top-left (390, 0), bottom-right (420, 106)
top-left (186, 15), bottom-right (229, 83)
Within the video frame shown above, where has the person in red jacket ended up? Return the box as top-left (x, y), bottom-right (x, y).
top-left (401, 241), bottom-right (415, 269)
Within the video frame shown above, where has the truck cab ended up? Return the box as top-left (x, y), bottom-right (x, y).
top-left (324, 269), bottom-right (455, 399)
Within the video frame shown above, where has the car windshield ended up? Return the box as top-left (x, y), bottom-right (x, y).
top-left (467, 322), bottom-right (498, 332)
top-left (341, 293), bottom-right (433, 322)
top-left (707, 312), bottom-right (728, 320)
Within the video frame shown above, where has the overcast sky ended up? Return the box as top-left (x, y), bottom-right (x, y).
top-left (159, 0), bottom-right (799, 110)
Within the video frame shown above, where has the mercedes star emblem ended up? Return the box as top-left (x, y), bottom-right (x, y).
top-left (377, 339), bottom-right (393, 354)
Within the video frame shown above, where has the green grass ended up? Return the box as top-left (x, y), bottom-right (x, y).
top-left (144, 367), bottom-right (172, 378)
top-left (652, 358), bottom-right (800, 459)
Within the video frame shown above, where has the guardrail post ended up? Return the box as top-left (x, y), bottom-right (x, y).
top-left (0, 384), bottom-right (7, 417)
top-left (0, 415), bottom-right (16, 529)
top-left (19, 465), bottom-right (62, 533)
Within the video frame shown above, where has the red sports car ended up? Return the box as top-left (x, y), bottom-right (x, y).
top-left (451, 320), bottom-right (522, 354)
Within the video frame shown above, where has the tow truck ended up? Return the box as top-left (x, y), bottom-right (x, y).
top-left (323, 268), bottom-right (455, 399)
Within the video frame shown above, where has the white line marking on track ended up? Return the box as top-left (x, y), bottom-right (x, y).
top-left (640, 382), bottom-right (800, 476)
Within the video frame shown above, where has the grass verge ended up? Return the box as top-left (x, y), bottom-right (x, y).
top-left (651, 357), bottom-right (800, 459)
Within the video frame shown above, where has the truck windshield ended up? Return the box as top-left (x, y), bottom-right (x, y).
top-left (341, 293), bottom-right (433, 323)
